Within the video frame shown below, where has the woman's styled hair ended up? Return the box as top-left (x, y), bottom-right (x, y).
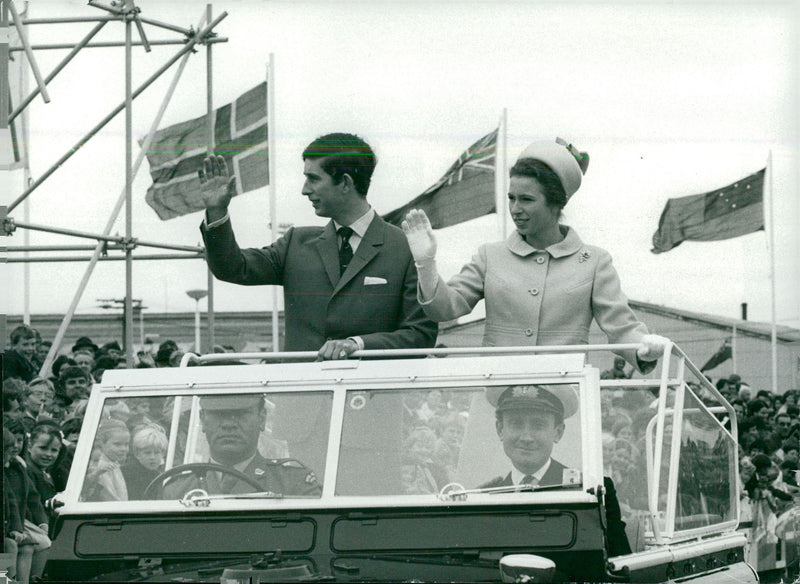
top-left (509, 158), bottom-right (569, 209)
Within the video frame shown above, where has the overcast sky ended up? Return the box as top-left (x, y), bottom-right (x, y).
top-left (2, 0), bottom-right (799, 331)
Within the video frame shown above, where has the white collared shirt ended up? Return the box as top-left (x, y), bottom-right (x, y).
top-left (333, 207), bottom-right (374, 254)
top-left (511, 458), bottom-right (552, 486)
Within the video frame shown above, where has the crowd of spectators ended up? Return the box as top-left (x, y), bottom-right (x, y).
top-left (1, 325), bottom-right (209, 583)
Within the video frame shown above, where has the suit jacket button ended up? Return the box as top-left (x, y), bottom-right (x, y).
top-left (536, 257), bottom-right (545, 264)
top-left (524, 328), bottom-right (534, 336)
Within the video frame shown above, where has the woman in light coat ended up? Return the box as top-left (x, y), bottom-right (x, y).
top-left (402, 138), bottom-right (667, 371)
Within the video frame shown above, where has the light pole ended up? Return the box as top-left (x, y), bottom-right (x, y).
top-left (186, 289), bottom-right (208, 354)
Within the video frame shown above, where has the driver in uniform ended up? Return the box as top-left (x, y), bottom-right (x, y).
top-left (482, 384), bottom-right (631, 557)
top-left (162, 394), bottom-right (321, 498)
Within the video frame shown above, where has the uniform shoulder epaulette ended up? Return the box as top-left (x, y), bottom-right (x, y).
top-left (266, 458), bottom-right (307, 469)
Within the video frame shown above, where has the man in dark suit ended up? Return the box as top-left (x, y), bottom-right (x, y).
top-left (163, 394), bottom-right (321, 499)
top-left (481, 384), bottom-right (631, 557)
top-left (199, 133), bottom-right (437, 359)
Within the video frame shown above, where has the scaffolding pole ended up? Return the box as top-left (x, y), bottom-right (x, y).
top-left (12, 220), bottom-right (203, 252)
top-left (10, 37), bottom-right (227, 52)
top-left (8, 253), bottom-right (203, 263)
top-left (124, 1), bottom-right (134, 366)
top-left (5, 0), bottom-right (49, 102)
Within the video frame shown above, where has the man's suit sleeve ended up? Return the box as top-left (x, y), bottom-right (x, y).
top-left (359, 250), bottom-right (438, 351)
top-left (201, 218), bottom-right (290, 286)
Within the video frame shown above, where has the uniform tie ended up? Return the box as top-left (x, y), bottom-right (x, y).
top-left (338, 226), bottom-right (354, 275)
top-left (520, 474), bottom-right (538, 487)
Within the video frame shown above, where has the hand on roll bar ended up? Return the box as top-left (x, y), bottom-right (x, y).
top-left (636, 334), bottom-right (670, 362)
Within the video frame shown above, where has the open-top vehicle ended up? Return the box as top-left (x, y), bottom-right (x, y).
top-left (46, 343), bottom-right (755, 583)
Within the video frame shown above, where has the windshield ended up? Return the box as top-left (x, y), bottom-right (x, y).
top-left (78, 392), bottom-right (332, 502)
top-left (75, 382), bottom-right (585, 503)
top-left (337, 385), bottom-right (583, 496)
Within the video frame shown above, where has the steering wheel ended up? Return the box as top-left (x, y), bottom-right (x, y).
top-left (143, 462), bottom-right (265, 499)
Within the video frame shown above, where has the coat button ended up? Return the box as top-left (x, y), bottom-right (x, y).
top-left (529, 288), bottom-right (539, 296)
top-left (524, 328), bottom-right (533, 336)
top-left (536, 257), bottom-right (545, 264)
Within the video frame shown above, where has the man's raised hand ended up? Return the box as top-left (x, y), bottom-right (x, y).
top-left (198, 155), bottom-right (237, 220)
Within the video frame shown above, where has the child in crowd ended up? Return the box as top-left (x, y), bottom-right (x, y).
top-left (3, 428), bottom-right (25, 582)
top-left (81, 419), bottom-right (130, 502)
top-left (59, 366), bottom-right (92, 420)
top-left (24, 424), bottom-right (65, 536)
top-left (122, 424), bottom-right (168, 500)
top-left (4, 419), bottom-right (51, 584)
top-left (21, 377), bottom-right (56, 433)
top-left (3, 378), bottom-right (26, 423)
top-left (3, 325), bottom-right (38, 383)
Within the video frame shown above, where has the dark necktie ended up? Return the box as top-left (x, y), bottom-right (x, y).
top-left (520, 474), bottom-right (537, 487)
top-left (338, 226), bottom-right (354, 275)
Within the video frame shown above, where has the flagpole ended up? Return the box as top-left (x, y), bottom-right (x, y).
top-left (767, 149), bottom-right (777, 394)
top-left (500, 107), bottom-right (508, 239)
top-left (205, 3), bottom-right (215, 354)
top-left (268, 54), bottom-right (279, 352)
top-left (731, 323), bottom-right (737, 374)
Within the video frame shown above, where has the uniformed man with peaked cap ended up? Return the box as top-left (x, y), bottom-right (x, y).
top-left (481, 384), bottom-right (580, 489)
top-left (162, 394), bottom-right (321, 498)
top-left (481, 384), bottom-right (631, 557)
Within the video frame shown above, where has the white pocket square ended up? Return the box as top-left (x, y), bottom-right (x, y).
top-left (364, 276), bottom-right (388, 285)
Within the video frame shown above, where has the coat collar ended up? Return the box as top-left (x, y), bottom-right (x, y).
top-left (505, 225), bottom-right (583, 259)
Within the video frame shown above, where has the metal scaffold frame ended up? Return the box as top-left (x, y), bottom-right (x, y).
top-left (1, 0), bottom-right (229, 372)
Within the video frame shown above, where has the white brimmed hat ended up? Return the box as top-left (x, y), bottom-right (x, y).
top-left (516, 138), bottom-right (589, 201)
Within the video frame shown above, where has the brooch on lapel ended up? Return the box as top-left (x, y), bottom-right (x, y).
top-left (578, 250), bottom-right (591, 263)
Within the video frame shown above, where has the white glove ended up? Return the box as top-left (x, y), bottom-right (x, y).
top-left (401, 209), bottom-right (437, 265)
top-left (637, 334), bottom-right (670, 362)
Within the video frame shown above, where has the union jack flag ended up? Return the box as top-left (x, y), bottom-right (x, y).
top-left (383, 128), bottom-right (498, 229)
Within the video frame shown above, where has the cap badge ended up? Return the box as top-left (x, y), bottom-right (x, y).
top-left (512, 386), bottom-right (538, 399)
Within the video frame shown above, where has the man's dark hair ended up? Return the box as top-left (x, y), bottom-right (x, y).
top-left (59, 365), bottom-right (91, 386)
top-left (786, 405), bottom-right (800, 418)
top-left (52, 355), bottom-right (77, 379)
top-left (756, 390), bottom-right (774, 404)
top-left (302, 133), bottom-right (376, 197)
top-left (509, 158), bottom-right (569, 209)
top-left (739, 417), bottom-right (766, 435)
top-left (3, 378), bottom-right (25, 409)
top-left (748, 438), bottom-right (770, 454)
top-left (10, 324), bottom-right (36, 345)
top-left (749, 400), bottom-right (768, 416)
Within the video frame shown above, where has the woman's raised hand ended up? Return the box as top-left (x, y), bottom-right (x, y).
top-left (401, 209), bottom-right (437, 264)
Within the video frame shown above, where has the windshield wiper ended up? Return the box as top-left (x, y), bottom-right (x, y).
top-left (438, 482), bottom-right (580, 501)
top-left (179, 488), bottom-right (284, 507)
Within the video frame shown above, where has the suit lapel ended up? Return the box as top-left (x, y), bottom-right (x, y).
top-left (333, 215), bottom-right (384, 295)
top-left (314, 222), bottom-right (341, 288)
